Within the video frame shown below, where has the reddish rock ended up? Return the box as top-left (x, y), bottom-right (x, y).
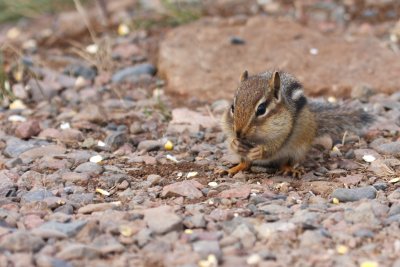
top-left (23, 214), bottom-right (44, 229)
top-left (338, 174), bottom-right (363, 185)
top-left (219, 185), bottom-right (251, 199)
top-left (144, 206), bottom-right (182, 234)
top-left (162, 180), bottom-right (203, 199)
top-left (19, 145), bottom-right (66, 163)
top-left (62, 172), bottom-right (91, 185)
top-left (308, 181), bottom-right (339, 196)
top-left (15, 120), bottom-right (41, 139)
top-left (60, 129), bottom-right (84, 142)
top-left (168, 108), bottom-right (219, 133)
top-left (39, 128), bottom-right (84, 142)
top-left (38, 128), bottom-right (61, 139)
top-left (159, 16), bottom-right (400, 101)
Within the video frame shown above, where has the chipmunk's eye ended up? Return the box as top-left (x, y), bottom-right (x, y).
top-left (256, 101), bottom-right (268, 117)
top-left (230, 104), bottom-right (234, 114)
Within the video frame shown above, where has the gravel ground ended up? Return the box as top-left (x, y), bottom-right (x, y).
top-left (1, 71), bottom-right (399, 266)
top-left (0, 1), bottom-right (400, 267)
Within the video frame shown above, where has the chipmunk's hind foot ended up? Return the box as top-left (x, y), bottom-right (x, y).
top-left (279, 164), bottom-right (305, 178)
top-left (227, 161), bottom-right (251, 176)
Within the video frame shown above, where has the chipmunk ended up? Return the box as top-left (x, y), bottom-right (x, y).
top-left (221, 70), bottom-right (374, 177)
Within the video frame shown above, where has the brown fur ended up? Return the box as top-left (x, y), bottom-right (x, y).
top-left (221, 70), bottom-right (373, 175)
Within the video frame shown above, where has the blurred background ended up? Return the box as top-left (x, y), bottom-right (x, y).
top-left (0, 0), bottom-right (399, 106)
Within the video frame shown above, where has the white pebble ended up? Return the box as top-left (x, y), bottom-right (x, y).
top-left (90, 155), bottom-right (103, 163)
top-left (86, 44), bottom-right (98, 54)
top-left (327, 96), bottom-right (337, 103)
top-left (246, 254), bottom-right (262, 265)
top-left (8, 115), bottom-right (26, 122)
top-left (208, 181), bottom-right (218, 188)
top-left (75, 76), bottom-right (86, 88)
top-left (362, 154), bottom-right (376, 163)
top-left (60, 122), bottom-right (71, 130)
top-left (309, 48), bottom-right (319, 55)
top-left (187, 171), bottom-right (198, 178)
top-left (97, 140), bottom-right (106, 147)
top-left (166, 154), bottom-right (179, 163)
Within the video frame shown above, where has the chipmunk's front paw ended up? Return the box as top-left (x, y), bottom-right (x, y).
top-left (247, 146), bottom-right (264, 161)
top-left (230, 138), bottom-right (252, 156)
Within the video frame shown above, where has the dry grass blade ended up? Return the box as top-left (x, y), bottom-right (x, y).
top-left (73, 0), bottom-right (98, 43)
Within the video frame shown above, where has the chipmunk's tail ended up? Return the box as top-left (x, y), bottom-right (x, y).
top-left (309, 100), bottom-right (374, 140)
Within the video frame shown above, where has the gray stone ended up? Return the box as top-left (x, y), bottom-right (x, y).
top-left (65, 150), bottom-right (92, 164)
top-left (35, 255), bottom-right (73, 267)
top-left (5, 157), bottom-right (23, 168)
top-left (67, 193), bottom-right (94, 208)
top-left (290, 210), bottom-right (321, 226)
top-left (299, 230), bottom-right (326, 248)
top-left (61, 172), bottom-right (91, 185)
top-left (105, 132), bottom-right (127, 150)
top-left (192, 240), bottom-right (222, 261)
top-left (353, 229), bottom-right (374, 238)
top-left (147, 174), bottom-right (162, 186)
top-left (91, 235), bottom-right (125, 254)
top-left (144, 206), bottom-right (182, 234)
top-left (74, 162), bottom-right (104, 175)
top-left (21, 189), bottom-right (54, 203)
top-left (353, 149), bottom-right (381, 161)
top-left (385, 214), bottom-right (400, 225)
top-left (388, 189), bottom-right (400, 202)
top-left (254, 222), bottom-right (296, 239)
top-left (183, 214), bottom-right (206, 229)
top-left (375, 141), bottom-right (400, 156)
top-left (64, 63), bottom-right (97, 80)
top-left (3, 138), bottom-right (44, 158)
top-left (56, 244), bottom-right (101, 260)
top-left (331, 186), bottom-right (377, 202)
top-left (369, 138), bottom-right (390, 150)
top-left (135, 228), bottom-right (153, 248)
top-left (0, 170), bottom-right (17, 198)
top-left (19, 145), bottom-right (66, 164)
top-left (78, 202), bottom-right (120, 214)
top-left (54, 204), bottom-right (74, 215)
top-left (137, 140), bottom-right (162, 152)
top-left (344, 202), bottom-right (380, 225)
top-left (389, 203), bottom-right (400, 216)
top-left (111, 63), bottom-right (156, 83)
top-left (372, 182), bottom-right (388, 191)
top-left (230, 223), bottom-right (256, 249)
top-left (0, 230), bottom-right (45, 252)
top-left (257, 204), bottom-right (291, 215)
top-left (130, 121), bottom-right (145, 134)
top-left (38, 220), bottom-right (87, 237)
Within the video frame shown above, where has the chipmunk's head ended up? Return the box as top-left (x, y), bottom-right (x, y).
top-left (224, 70), bottom-right (294, 144)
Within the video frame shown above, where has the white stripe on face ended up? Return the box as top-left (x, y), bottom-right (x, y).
top-left (292, 89), bottom-right (304, 101)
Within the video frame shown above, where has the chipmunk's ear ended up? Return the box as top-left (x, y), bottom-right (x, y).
top-left (240, 70), bottom-right (248, 82)
top-left (270, 71), bottom-right (281, 101)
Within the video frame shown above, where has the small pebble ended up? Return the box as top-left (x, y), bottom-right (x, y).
top-left (230, 36), bottom-right (246, 45)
